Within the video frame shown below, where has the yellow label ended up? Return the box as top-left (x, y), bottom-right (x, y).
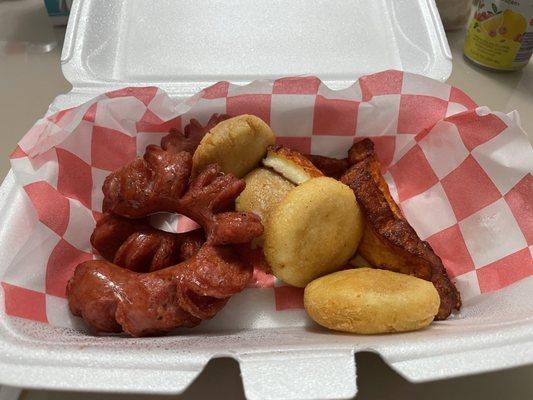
top-left (464, 2), bottom-right (532, 69)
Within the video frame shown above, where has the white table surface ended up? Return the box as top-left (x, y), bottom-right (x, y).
top-left (1, 1), bottom-right (532, 399)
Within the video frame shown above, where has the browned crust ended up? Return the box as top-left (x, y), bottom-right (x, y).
top-left (341, 139), bottom-right (461, 320)
top-left (264, 146), bottom-right (324, 182)
top-left (304, 154), bottom-right (350, 180)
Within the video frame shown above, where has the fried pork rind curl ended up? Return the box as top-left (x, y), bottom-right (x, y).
top-left (102, 146), bottom-right (260, 246)
top-left (93, 116), bottom-right (222, 272)
top-left (68, 144), bottom-right (264, 336)
top-left (91, 213), bottom-right (204, 272)
top-left (68, 245), bottom-right (253, 336)
top-left (102, 146), bottom-right (192, 218)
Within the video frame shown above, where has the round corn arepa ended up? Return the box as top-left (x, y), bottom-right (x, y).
top-left (236, 167), bottom-right (295, 223)
top-left (264, 177), bottom-right (364, 287)
top-left (192, 114), bottom-right (275, 178)
top-left (304, 268), bottom-right (440, 334)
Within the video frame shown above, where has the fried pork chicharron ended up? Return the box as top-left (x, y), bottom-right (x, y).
top-left (68, 243), bottom-right (256, 336)
top-left (67, 161), bottom-right (263, 336)
top-left (304, 154), bottom-right (350, 180)
top-left (340, 139), bottom-right (461, 320)
top-left (92, 116), bottom-right (230, 273)
top-left (91, 213), bottom-right (205, 272)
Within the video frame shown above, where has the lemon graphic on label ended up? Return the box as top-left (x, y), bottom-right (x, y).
top-left (480, 12), bottom-right (504, 37)
top-left (499, 9), bottom-right (527, 41)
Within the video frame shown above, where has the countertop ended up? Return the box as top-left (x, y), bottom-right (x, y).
top-left (1, 1), bottom-right (532, 400)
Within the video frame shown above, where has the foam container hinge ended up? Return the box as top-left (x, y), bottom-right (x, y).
top-left (0, 1), bottom-right (531, 399)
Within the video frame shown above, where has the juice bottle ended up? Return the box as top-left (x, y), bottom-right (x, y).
top-left (464, 0), bottom-right (533, 71)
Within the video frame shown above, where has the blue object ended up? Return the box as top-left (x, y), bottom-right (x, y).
top-left (44, 0), bottom-right (71, 17)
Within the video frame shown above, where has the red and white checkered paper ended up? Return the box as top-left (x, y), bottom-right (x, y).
top-left (3, 70), bottom-right (533, 327)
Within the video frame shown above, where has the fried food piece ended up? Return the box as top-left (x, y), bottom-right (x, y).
top-left (264, 177), bottom-right (364, 287)
top-left (69, 164), bottom-right (263, 336)
top-left (304, 268), bottom-right (440, 334)
top-left (161, 114), bottom-right (230, 154)
top-left (102, 144), bottom-right (263, 246)
top-left (236, 167), bottom-right (295, 246)
top-left (91, 213), bottom-right (204, 272)
top-left (103, 146), bottom-right (192, 218)
top-left (236, 167), bottom-right (295, 225)
top-left (237, 146), bottom-right (326, 244)
top-left (112, 230), bottom-right (203, 272)
top-left (177, 164), bottom-right (263, 245)
top-left (304, 154), bottom-right (349, 180)
top-left (68, 245), bottom-right (252, 336)
top-left (341, 138), bottom-right (461, 320)
top-left (262, 146), bottom-right (323, 184)
top-left (192, 114), bottom-right (275, 178)
top-left (90, 213), bottom-right (151, 262)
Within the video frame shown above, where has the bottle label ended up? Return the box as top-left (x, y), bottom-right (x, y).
top-left (464, 1), bottom-right (533, 69)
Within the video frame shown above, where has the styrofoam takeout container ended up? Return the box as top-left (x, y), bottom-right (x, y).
top-left (0, 1), bottom-right (532, 399)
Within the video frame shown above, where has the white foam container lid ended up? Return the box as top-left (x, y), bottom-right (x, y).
top-left (1, 1), bottom-right (532, 399)
top-left (52, 0), bottom-right (453, 111)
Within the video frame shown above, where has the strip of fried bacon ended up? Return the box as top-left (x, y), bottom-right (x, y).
top-left (340, 139), bottom-right (461, 319)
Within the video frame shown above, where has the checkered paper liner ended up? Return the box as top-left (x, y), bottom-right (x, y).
top-left (3, 70), bottom-right (532, 328)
